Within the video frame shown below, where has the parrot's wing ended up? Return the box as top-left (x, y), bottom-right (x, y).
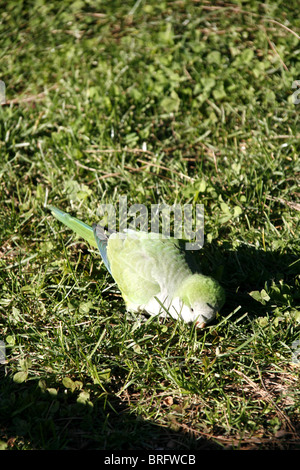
top-left (106, 232), bottom-right (164, 307)
top-left (106, 231), bottom-right (194, 309)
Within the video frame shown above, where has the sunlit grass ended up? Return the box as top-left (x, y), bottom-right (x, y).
top-left (0, 0), bottom-right (299, 450)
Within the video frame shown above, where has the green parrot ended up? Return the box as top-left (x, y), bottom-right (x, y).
top-left (48, 206), bottom-right (225, 328)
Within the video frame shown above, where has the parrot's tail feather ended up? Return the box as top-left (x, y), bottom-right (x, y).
top-left (48, 205), bottom-right (97, 248)
top-left (92, 224), bottom-right (108, 241)
top-left (93, 224), bottom-right (112, 274)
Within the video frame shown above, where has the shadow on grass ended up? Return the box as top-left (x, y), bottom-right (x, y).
top-left (197, 243), bottom-right (300, 320)
top-left (0, 245), bottom-right (299, 450)
top-left (90, 241), bottom-right (299, 322)
top-left (0, 369), bottom-right (223, 450)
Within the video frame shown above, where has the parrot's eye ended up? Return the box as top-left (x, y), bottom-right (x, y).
top-left (191, 307), bottom-right (194, 312)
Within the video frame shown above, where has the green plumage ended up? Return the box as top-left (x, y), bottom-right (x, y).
top-left (48, 205), bottom-right (97, 248)
top-left (107, 232), bottom-right (191, 307)
top-left (48, 205), bottom-right (225, 327)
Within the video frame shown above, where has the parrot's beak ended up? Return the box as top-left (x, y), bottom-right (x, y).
top-left (195, 321), bottom-right (206, 329)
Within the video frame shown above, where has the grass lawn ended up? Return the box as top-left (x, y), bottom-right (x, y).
top-left (0, 0), bottom-right (299, 450)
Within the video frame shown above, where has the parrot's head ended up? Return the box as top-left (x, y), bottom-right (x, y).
top-left (176, 274), bottom-right (225, 328)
